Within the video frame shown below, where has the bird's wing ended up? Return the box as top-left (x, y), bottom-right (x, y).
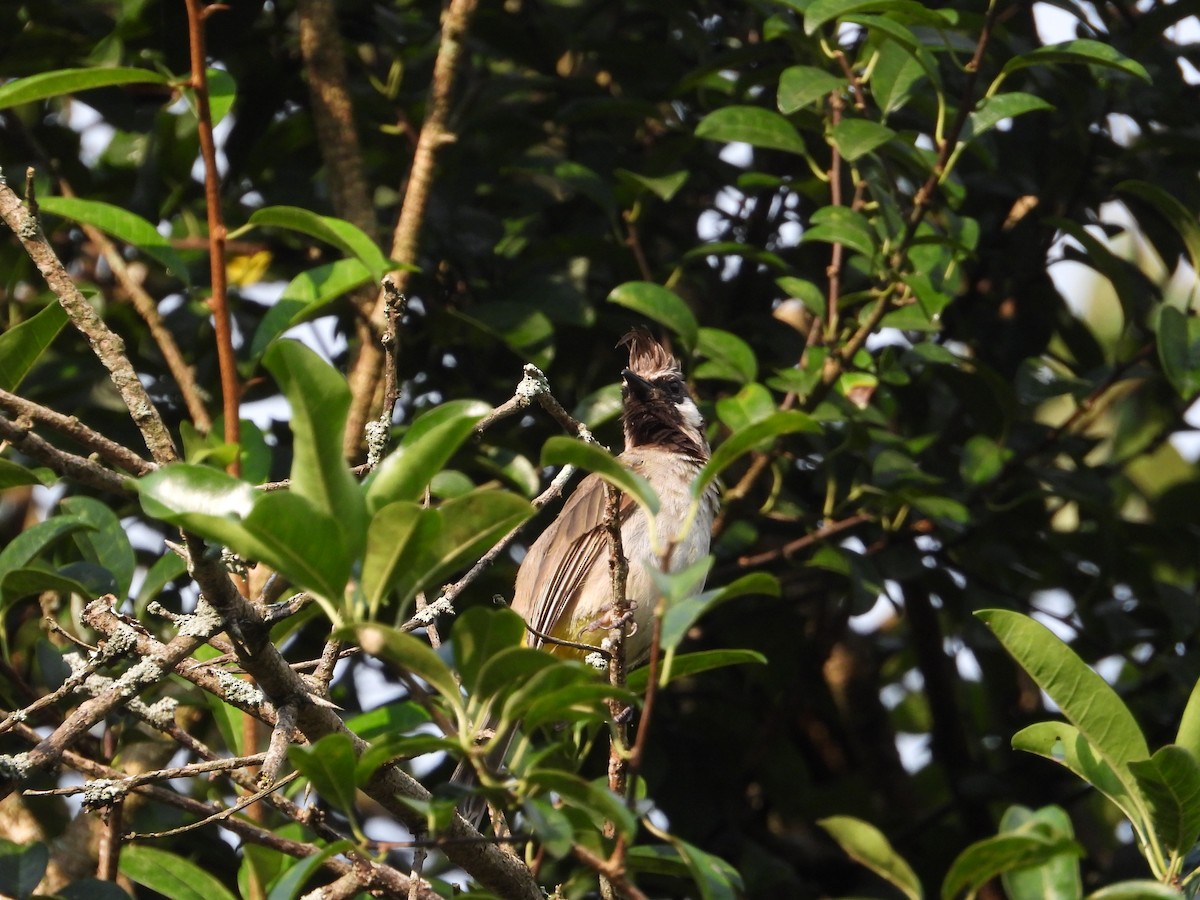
top-left (511, 468), bottom-right (638, 647)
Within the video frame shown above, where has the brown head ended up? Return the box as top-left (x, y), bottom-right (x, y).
top-left (617, 330), bottom-right (708, 458)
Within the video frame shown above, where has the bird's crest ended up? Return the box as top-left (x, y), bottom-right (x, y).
top-left (618, 329), bottom-right (680, 379)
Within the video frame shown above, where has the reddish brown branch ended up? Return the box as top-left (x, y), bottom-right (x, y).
top-left (183, 0), bottom-right (240, 473)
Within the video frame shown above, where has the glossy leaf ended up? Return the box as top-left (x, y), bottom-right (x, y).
top-left (818, 816), bottom-right (921, 900)
top-left (360, 501), bottom-right (423, 612)
top-left (1000, 39), bottom-right (1151, 82)
top-left (871, 39), bottom-right (927, 117)
top-left (523, 770), bottom-right (637, 837)
top-left (0, 67), bottom-right (169, 108)
top-left (365, 399), bottom-right (491, 511)
top-left (0, 459), bottom-right (50, 490)
top-left (1086, 882), bottom-right (1186, 899)
top-left (472, 646), bottom-right (558, 706)
top-left (541, 435), bottom-right (659, 514)
top-left (777, 65), bottom-right (845, 114)
top-left (248, 206), bottom-right (393, 281)
top-left (289, 733), bottom-right (359, 817)
top-left (616, 168), bottom-right (689, 202)
top-left (695, 106), bottom-right (806, 155)
top-left (657, 569), bottom-right (778, 655)
top-left (831, 119), bottom-right (895, 161)
top-left (264, 840), bottom-right (354, 900)
top-left (39, 196), bottom-right (190, 283)
top-left (345, 701), bottom-right (430, 741)
top-left (656, 831), bottom-right (745, 900)
top-left (0, 302), bottom-right (68, 392)
top-left (978, 610), bottom-right (1150, 765)
top-left (263, 341), bottom-right (366, 555)
top-left (0, 516), bottom-right (94, 578)
top-left (1176, 676), bottom-right (1200, 763)
top-left (606, 281), bottom-right (699, 348)
top-left (120, 845), bottom-right (238, 900)
top-left (694, 410), bottom-right (818, 497)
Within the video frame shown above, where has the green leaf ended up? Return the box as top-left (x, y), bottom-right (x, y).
top-left (1085, 881), bottom-right (1185, 899)
top-left (831, 119), bottom-right (896, 161)
top-left (1157, 302), bottom-right (1200, 399)
top-left (248, 206), bottom-right (393, 281)
top-left (345, 701), bottom-right (430, 741)
top-left (606, 282), bottom-right (699, 348)
top-left (351, 623), bottom-right (464, 711)
top-left (1001, 39), bottom-right (1151, 83)
top-left (541, 435), bottom-right (659, 515)
top-left (39, 196), bottom-right (190, 283)
top-left (1128, 745), bottom-right (1200, 855)
top-left (264, 840), bottom-right (354, 900)
top-left (205, 68), bottom-right (236, 127)
top-left (695, 327), bottom-right (757, 384)
top-left (694, 410), bottom-right (818, 498)
top-left (249, 258), bottom-right (373, 361)
top-left (522, 797), bottom-right (575, 858)
top-left (695, 106), bottom-right (806, 156)
top-left (473, 646), bottom-right (559, 708)
top-left (817, 816), bottom-right (921, 900)
top-left (1120, 181), bottom-right (1200, 285)
top-left (0, 67), bottom-right (169, 109)
top-left (0, 459), bottom-right (52, 490)
top-left (452, 606), bottom-right (527, 696)
top-left (56, 879), bottom-right (133, 900)
top-left (138, 465), bottom-right (351, 604)
top-left (0, 839), bottom-right (48, 900)
top-left (365, 399), bottom-right (491, 511)
top-left (120, 845), bottom-right (238, 900)
top-left (776, 275), bottom-right (827, 319)
top-left (803, 205), bottom-right (879, 258)
top-left (657, 569), bottom-right (778, 655)
top-left (777, 65), bottom-right (845, 114)
top-left (0, 516), bottom-right (94, 579)
top-left (960, 434), bottom-right (1011, 486)
top-left (870, 39), bottom-right (928, 117)
top-left (263, 341), bottom-right (366, 556)
top-left (977, 610), bottom-right (1150, 765)
top-left (1, 566), bottom-right (99, 607)
top-left (715, 382), bottom-right (778, 432)
top-left (1012, 722), bottom-right (1143, 827)
top-left (964, 92), bottom-right (1054, 141)
top-left (61, 496), bottom-right (136, 600)
top-left (0, 302), bottom-right (68, 392)
top-left (289, 733), bottom-right (359, 817)
top-left (805, 0), bottom-right (952, 34)
top-left (615, 169), bottom-right (689, 202)
top-left (941, 828), bottom-right (1083, 900)
top-left (362, 490), bottom-right (533, 611)
top-left (999, 805), bottom-right (1082, 900)
top-left (1175, 676), bottom-right (1200, 763)
top-left (627, 648), bottom-right (767, 692)
top-left (523, 770), bottom-right (637, 837)
top-left (654, 831), bottom-right (745, 900)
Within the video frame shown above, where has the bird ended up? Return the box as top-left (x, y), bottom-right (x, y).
top-left (451, 330), bottom-right (719, 824)
top-left (510, 329), bottom-right (720, 665)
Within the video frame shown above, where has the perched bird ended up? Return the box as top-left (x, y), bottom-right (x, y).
top-left (510, 329), bottom-right (719, 664)
top-left (453, 330), bottom-right (718, 824)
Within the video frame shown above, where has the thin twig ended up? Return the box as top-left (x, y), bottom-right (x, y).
top-left (183, 0), bottom-right (240, 473)
top-left (0, 415), bottom-right (132, 494)
top-left (735, 512), bottom-right (874, 568)
top-left (127, 771), bottom-right (299, 839)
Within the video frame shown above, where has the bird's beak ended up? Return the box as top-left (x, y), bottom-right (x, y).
top-left (621, 368), bottom-right (654, 399)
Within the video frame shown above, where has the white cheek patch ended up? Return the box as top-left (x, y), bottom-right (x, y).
top-left (677, 399), bottom-right (704, 430)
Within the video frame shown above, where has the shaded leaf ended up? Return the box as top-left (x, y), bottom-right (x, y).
top-left (289, 733), bottom-right (359, 817)
top-left (351, 623), bottom-right (463, 711)
top-left (452, 605), bottom-right (527, 696)
top-left (627, 648), bottom-right (767, 692)
top-left (941, 828), bottom-right (1083, 900)
top-left (249, 258), bottom-right (373, 360)
top-left (803, 205), bottom-right (878, 258)
top-left (999, 805), bottom-right (1082, 900)
top-left (0, 839), bottom-right (48, 900)
top-left (964, 92), bottom-right (1054, 141)
top-left (805, 0), bottom-right (952, 34)
top-left (777, 65), bottom-right (845, 114)
top-left (1001, 39), bottom-right (1151, 83)
top-left (1128, 745), bottom-right (1200, 855)
top-left (62, 495), bottom-right (135, 600)
top-left (831, 119), bottom-right (896, 161)
top-left (0, 302), bottom-right (68, 392)
top-left (818, 816), bottom-right (921, 900)
top-left (694, 410), bottom-right (818, 497)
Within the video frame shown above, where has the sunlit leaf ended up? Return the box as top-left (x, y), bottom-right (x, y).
top-left (694, 410), bottom-right (818, 497)
top-left (120, 846), bottom-right (238, 900)
top-left (39, 196), bottom-right (190, 283)
top-left (831, 119), bottom-right (895, 161)
top-left (941, 827), bottom-right (1083, 900)
top-left (1001, 39), bottom-right (1151, 83)
top-left (541, 436), bottom-right (659, 514)
top-left (351, 623), bottom-right (464, 710)
top-left (249, 259), bottom-right (372, 360)
top-left (777, 66), bottom-right (845, 114)
top-left (1128, 745), bottom-right (1200, 855)
top-left (248, 206), bottom-right (394, 281)
top-left (998, 805), bottom-right (1082, 900)
top-left (606, 282), bottom-right (699, 348)
top-left (963, 92), bottom-right (1054, 141)
top-left (289, 733), bottom-right (359, 817)
top-left (0, 67), bottom-right (169, 109)
top-left (695, 106), bottom-right (806, 155)
top-left (803, 206), bottom-right (879, 258)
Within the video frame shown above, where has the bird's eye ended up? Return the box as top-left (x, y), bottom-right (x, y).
top-left (663, 379), bottom-right (685, 401)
